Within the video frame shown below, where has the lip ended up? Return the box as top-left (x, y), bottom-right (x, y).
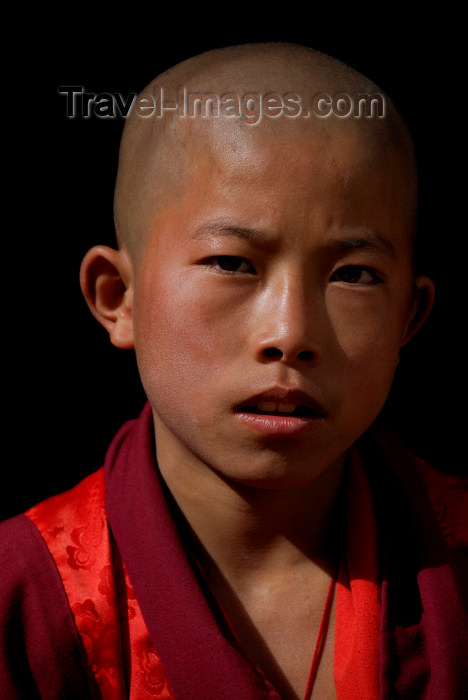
top-left (233, 387), bottom-right (326, 437)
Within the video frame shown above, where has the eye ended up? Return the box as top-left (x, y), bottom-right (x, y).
top-left (203, 256), bottom-right (256, 274)
top-left (330, 265), bottom-right (383, 286)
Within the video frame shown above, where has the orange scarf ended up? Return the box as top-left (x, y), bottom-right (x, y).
top-left (334, 447), bottom-right (381, 698)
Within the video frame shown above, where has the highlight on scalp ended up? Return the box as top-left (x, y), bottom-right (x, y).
top-left (113, 42), bottom-right (418, 264)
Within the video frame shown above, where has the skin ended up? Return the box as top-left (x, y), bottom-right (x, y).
top-left (80, 44), bottom-right (435, 699)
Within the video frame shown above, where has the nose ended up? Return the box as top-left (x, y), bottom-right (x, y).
top-left (250, 274), bottom-right (323, 366)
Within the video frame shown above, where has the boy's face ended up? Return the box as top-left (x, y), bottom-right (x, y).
top-left (127, 125), bottom-right (430, 489)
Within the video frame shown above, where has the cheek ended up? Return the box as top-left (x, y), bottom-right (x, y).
top-left (328, 295), bottom-right (408, 387)
top-left (133, 273), bottom-right (240, 393)
top-left (326, 298), bottom-right (410, 440)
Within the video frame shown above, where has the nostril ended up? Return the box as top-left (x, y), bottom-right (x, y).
top-left (259, 346), bottom-right (317, 364)
top-left (297, 350), bottom-right (314, 362)
top-left (263, 347), bottom-right (283, 359)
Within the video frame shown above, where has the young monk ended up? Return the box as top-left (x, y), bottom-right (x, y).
top-left (1, 42), bottom-right (466, 700)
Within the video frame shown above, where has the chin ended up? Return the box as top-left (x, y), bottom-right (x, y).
top-left (211, 455), bottom-right (340, 492)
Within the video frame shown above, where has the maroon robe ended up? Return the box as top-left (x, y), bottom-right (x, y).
top-left (0, 402), bottom-right (467, 698)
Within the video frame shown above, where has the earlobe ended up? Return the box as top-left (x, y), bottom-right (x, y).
top-left (80, 245), bottom-right (135, 349)
top-left (401, 275), bottom-right (436, 348)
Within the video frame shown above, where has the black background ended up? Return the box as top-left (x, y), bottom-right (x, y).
top-left (2, 16), bottom-right (465, 521)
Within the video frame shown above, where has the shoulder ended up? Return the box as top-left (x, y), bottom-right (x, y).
top-left (26, 467), bottom-right (106, 531)
top-left (0, 512), bottom-right (72, 632)
top-left (0, 513), bottom-right (60, 622)
top-left (369, 422), bottom-right (468, 549)
top-left (0, 473), bottom-right (104, 699)
top-left (413, 454), bottom-right (468, 549)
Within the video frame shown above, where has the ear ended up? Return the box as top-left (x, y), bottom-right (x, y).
top-left (80, 245), bottom-right (135, 349)
top-left (401, 275), bottom-right (436, 348)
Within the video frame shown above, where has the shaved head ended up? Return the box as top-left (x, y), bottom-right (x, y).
top-left (114, 42), bottom-right (417, 263)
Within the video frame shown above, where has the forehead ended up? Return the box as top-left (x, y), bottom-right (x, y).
top-left (206, 122), bottom-right (378, 190)
top-left (144, 117), bottom-right (415, 256)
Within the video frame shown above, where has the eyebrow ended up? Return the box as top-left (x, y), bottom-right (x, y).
top-left (191, 223), bottom-right (264, 242)
top-left (334, 232), bottom-right (396, 259)
top-left (192, 223), bottom-right (396, 259)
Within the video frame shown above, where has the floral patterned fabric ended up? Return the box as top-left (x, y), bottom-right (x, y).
top-left (27, 468), bottom-right (175, 699)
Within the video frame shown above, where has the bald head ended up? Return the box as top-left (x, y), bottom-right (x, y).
top-left (114, 42), bottom-right (417, 262)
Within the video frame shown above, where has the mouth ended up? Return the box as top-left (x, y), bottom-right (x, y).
top-left (242, 402), bottom-right (319, 417)
top-left (233, 388), bottom-right (325, 436)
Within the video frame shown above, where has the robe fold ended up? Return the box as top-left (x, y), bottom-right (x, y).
top-left (1, 402), bottom-right (467, 699)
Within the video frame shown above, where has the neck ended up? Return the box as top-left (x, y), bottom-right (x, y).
top-left (154, 421), bottom-right (346, 586)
